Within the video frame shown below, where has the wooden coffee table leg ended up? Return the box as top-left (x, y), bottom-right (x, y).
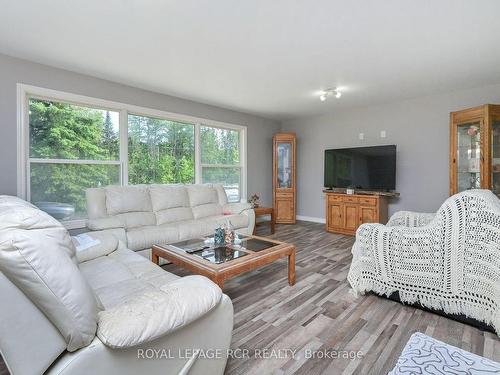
top-left (152, 249), bottom-right (160, 265)
top-left (213, 275), bottom-right (224, 289)
top-left (288, 250), bottom-right (296, 286)
top-left (270, 210), bottom-right (275, 234)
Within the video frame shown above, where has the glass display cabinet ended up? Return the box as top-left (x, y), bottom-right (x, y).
top-left (450, 105), bottom-right (500, 198)
top-left (273, 133), bottom-right (296, 223)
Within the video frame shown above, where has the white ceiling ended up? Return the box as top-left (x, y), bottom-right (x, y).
top-left (1, 0), bottom-right (500, 120)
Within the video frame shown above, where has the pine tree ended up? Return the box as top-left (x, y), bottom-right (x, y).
top-left (102, 111), bottom-right (118, 158)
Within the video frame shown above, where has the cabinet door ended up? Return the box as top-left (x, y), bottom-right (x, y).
top-left (490, 116), bottom-right (500, 197)
top-left (276, 141), bottom-right (293, 190)
top-left (451, 120), bottom-right (482, 194)
top-left (276, 198), bottom-right (294, 222)
top-left (359, 206), bottom-right (377, 224)
top-left (344, 204), bottom-right (358, 231)
top-left (328, 203), bottom-right (343, 229)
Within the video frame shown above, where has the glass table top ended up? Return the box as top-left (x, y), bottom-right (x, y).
top-left (169, 236), bottom-right (279, 264)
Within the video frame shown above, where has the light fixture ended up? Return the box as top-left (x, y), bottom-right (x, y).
top-left (319, 88), bottom-right (342, 102)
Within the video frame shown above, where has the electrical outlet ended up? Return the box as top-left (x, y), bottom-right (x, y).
top-left (380, 130), bottom-right (387, 138)
top-left (359, 133), bottom-right (364, 140)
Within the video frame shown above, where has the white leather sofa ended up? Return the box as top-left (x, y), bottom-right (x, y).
top-left (0, 196), bottom-right (234, 375)
top-left (86, 184), bottom-right (255, 258)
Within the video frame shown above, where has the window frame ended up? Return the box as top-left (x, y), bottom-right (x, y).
top-left (17, 84), bottom-right (247, 229)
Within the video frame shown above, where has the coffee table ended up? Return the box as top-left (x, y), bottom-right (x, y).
top-left (152, 235), bottom-right (295, 289)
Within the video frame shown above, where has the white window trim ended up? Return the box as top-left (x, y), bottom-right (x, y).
top-left (17, 83), bottom-right (248, 229)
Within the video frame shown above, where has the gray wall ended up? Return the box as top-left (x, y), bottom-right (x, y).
top-left (0, 54), bottom-right (280, 206)
top-left (282, 83), bottom-right (500, 219)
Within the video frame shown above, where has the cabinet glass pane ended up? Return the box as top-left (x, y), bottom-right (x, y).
top-left (456, 122), bottom-right (481, 192)
top-left (492, 118), bottom-right (500, 197)
top-left (277, 142), bottom-right (292, 188)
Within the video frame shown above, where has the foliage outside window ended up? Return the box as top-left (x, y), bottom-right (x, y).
top-left (28, 98), bottom-right (120, 221)
top-left (128, 114), bottom-right (194, 184)
top-left (201, 126), bottom-right (241, 202)
top-left (24, 90), bottom-right (246, 226)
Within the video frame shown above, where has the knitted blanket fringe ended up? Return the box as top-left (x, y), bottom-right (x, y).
top-left (349, 276), bottom-right (500, 334)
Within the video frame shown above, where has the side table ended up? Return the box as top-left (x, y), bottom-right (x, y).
top-left (253, 207), bottom-right (275, 235)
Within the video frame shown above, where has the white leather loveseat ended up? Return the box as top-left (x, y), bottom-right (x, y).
top-left (0, 196), bottom-right (233, 375)
top-left (86, 184), bottom-right (255, 258)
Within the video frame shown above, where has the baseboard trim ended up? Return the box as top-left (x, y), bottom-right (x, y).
top-left (296, 215), bottom-right (326, 224)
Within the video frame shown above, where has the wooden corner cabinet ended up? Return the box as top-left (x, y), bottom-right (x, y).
top-left (273, 133), bottom-right (296, 224)
top-left (325, 192), bottom-right (389, 235)
top-left (450, 104), bottom-right (500, 197)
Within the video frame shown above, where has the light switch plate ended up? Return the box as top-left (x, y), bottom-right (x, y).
top-left (359, 133), bottom-right (364, 140)
top-left (380, 130), bottom-right (387, 138)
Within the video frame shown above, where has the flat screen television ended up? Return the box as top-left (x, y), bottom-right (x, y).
top-left (324, 145), bottom-right (396, 191)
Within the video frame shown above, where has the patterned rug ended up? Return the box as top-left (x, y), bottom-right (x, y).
top-left (389, 332), bottom-right (500, 374)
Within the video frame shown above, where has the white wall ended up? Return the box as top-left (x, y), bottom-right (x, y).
top-left (0, 54), bottom-right (280, 206)
top-left (282, 83), bottom-right (500, 219)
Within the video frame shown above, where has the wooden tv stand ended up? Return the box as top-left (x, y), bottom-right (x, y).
top-left (324, 190), bottom-right (399, 236)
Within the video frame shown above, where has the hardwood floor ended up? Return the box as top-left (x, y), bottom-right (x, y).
top-left (1, 221), bottom-right (499, 374)
top-left (169, 221), bottom-right (500, 374)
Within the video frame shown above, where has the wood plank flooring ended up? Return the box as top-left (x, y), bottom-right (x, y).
top-left (1, 221), bottom-right (499, 375)
top-left (168, 221), bottom-right (500, 374)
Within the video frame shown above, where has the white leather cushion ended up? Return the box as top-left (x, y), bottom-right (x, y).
top-left (126, 224), bottom-right (180, 251)
top-left (80, 248), bottom-right (179, 308)
top-left (149, 185), bottom-right (189, 211)
top-left (72, 232), bottom-right (119, 263)
top-left (178, 219), bottom-right (217, 240)
top-left (114, 212), bottom-right (156, 229)
top-left (96, 275), bottom-right (222, 348)
top-left (0, 199), bottom-right (100, 352)
top-left (214, 184), bottom-right (228, 205)
top-left (192, 203), bottom-right (223, 219)
top-left (105, 186), bottom-right (152, 215)
top-left (187, 185), bottom-right (218, 207)
top-left (155, 207), bottom-right (194, 225)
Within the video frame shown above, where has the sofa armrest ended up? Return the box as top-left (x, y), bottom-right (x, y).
top-left (223, 203), bottom-right (255, 234)
top-left (73, 229), bottom-right (127, 263)
top-left (387, 211), bottom-right (435, 227)
top-left (96, 276), bottom-right (222, 349)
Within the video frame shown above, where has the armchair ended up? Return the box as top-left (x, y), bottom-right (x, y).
top-left (348, 190), bottom-right (500, 335)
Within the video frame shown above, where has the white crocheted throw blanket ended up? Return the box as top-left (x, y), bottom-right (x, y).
top-left (348, 190), bottom-right (500, 335)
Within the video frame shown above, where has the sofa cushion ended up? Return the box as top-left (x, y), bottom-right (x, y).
top-left (115, 211), bottom-right (156, 229)
top-left (0, 197), bottom-right (100, 352)
top-left (149, 185), bottom-right (189, 211)
top-left (214, 184), bottom-right (229, 205)
top-left (126, 224), bottom-right (180, 251)
top-left (105, 186), bottom-right (152, 215)
top-left (155, 207), bottom-right (194, 225)
top-left (187, 185), bottom-right (219, 207)
top-left (178, 219), bottom-right (217, 240)
top-left (96, 275), bottom-right (222, 348)
top-left (192, 203), bottom-right (223, 219)
top-left (79, 248), bottom-right (179, 308)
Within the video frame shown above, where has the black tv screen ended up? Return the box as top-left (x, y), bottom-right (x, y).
top-left (324, 145), bottom-right (396, 191)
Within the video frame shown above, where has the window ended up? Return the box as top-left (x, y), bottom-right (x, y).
top-left (19, 85), bottom-right (247, 228)
top-left (200, 125), bottom-right (242, 202)
top-left (27, 98), bottom-right (121, 222)
top-left (128, 114), bottom-right (195, 184)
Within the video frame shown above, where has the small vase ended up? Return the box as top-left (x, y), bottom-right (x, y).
top-left (214, 227), bottom-right (225, 246)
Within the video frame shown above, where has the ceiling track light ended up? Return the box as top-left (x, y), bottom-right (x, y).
top-left (320, 88), bottom-right (342, 102)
